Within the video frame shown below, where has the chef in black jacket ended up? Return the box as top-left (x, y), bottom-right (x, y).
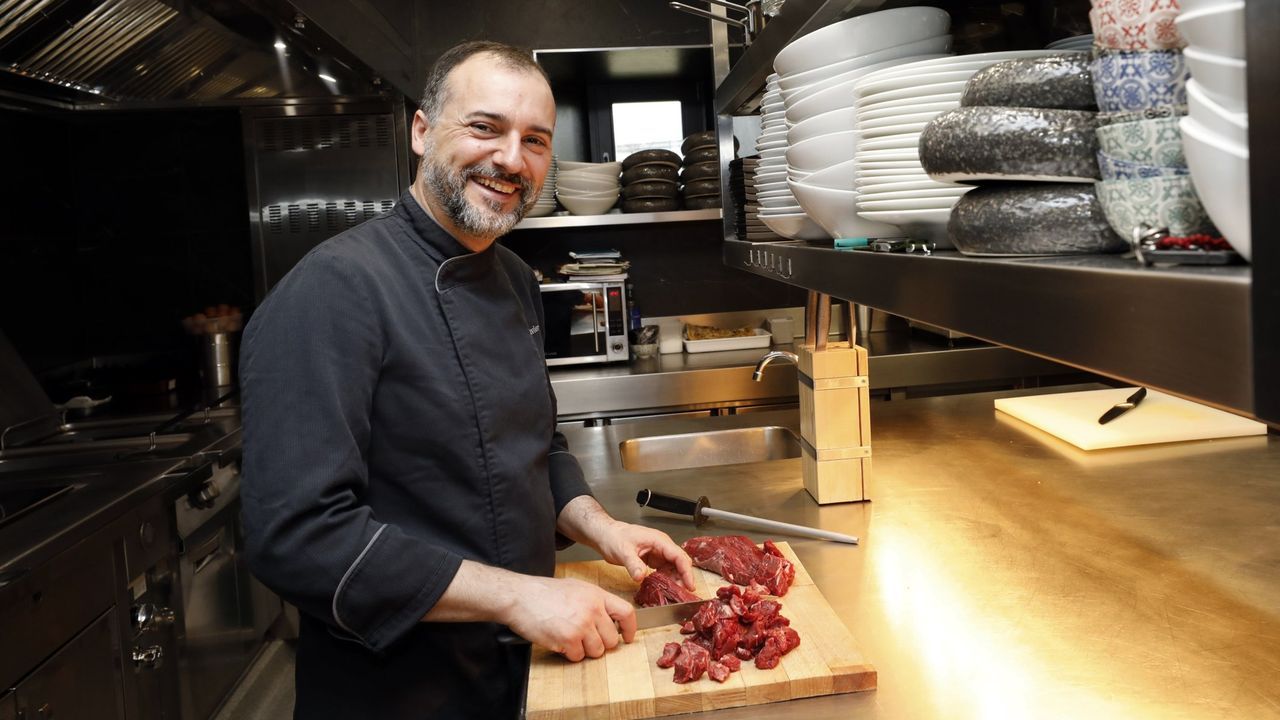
top-left (239, 41), bottom-right (695, 719)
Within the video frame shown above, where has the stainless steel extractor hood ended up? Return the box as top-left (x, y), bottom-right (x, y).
top-left (0, 0), bottom-right (384, 106)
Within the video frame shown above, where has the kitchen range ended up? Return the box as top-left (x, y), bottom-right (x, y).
top-left (0, 332), bottom-right (277, 720)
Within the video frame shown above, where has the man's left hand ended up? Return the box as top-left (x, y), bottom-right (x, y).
top-left (595, 521), bottom-right (696, 590)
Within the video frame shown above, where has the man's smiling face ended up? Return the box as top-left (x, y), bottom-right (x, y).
top-left (411, 53), bottom-right (555, 250)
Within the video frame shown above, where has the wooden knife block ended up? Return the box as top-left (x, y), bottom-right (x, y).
top-left (797, 341), bottom-right (871, 504)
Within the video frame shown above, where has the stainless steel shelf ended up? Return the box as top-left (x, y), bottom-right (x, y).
top-left (724, 240), bottom-right (1255, 414)
top-left (513, 208), bottom-right (721, 231)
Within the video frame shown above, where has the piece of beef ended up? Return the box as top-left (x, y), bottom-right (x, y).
top-left (656, 642), bottom-right (681, 669)
top-left (718, 654), bottom-right (742, 672)
top-left (679, 620), bottom-right (696, 635)
top-left (674, 641), bottom-right (711, 683)
top-left (633, 570), bottom-right (700, 607)
top-left (765, 626), bottom-right (801, 655)
top-left (755, 637), bottom-right (783, 669)
top-left (691, 600), bottom-right (719, 634)
top-left (681, 536), bottom-right (797, 596)
top-left (734, 645), bottom-right (754, 661)
top-left (708, 660), bottom-right (732, 683)
top-left (711, 618), bottom-right (741, 660)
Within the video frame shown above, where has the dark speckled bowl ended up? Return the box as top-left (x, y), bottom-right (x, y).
top-left (920, 106), bottom-right (1100, 183)
top-left (947, 183), bottom-right (1126, 256)
top-left (960, 53), bottom-right (1096, 110)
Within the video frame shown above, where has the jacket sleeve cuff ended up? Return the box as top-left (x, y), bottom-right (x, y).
top-left (331, 524), bottom-right (464, 653)
top-left (548, 446), bottom-right (591, 550)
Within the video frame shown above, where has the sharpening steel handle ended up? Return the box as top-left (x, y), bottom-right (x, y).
top-left (636, 489), bottom-right (709, 524)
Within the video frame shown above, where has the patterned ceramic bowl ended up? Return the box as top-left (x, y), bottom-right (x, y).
top-left (1095, 103), bottom-right (1187, 126)
top-left (1095, 175), bottom-right (1216, 240)
top-left (1089, 0), bottom-right (1186, 51)
top-left (1090, 49), bottom-right (1190, 112)
top-left (1096, 151), bottom-right (1191, 179)
top-left (1095, 116), bottom-right (1186, 166)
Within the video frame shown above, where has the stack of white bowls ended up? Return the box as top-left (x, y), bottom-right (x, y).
top-left (755, 74), bottom-right (828, 239)
top-left (770, 6), bottom-right (955, 241)
top-left (849, 50), bottom-right (1056, 243)
top-left (527, 156), bottom-right (558, 217)
top-left (556, 160), bottom-right (622, 215)
top-left (1175, 0), bottom-right (1250, 260)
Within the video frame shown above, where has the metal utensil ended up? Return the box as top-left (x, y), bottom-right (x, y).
top-left (1098, 387), bottom-right (1147, 424)
top-left (637, 489), bottom-right (859, 544)
top-left (634, 599), bottom-right (707, 630)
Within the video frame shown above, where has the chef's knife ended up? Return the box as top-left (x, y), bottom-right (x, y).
top-left (1098, 387), bottom-right (1147, 425)
top-left (637, 489), bottom-right (859, 544)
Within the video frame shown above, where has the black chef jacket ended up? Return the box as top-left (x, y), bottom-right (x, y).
top-left (240, 191), bottom-right (592, 719)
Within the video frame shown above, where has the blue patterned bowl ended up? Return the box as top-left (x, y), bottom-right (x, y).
top-left (1095, 116), bottom-right (1186, 167)
top-left (1090, 50), bottom-right (1189, 113)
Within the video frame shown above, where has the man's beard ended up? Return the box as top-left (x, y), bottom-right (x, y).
top-left (419, 141), bottom-right (538, 241)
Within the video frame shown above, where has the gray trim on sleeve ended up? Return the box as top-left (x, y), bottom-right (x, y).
top-left (332, 523), bottom-right (387, 641)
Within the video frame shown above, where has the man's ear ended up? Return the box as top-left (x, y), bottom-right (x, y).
top-left (410, 110), bottom-right (430, 157)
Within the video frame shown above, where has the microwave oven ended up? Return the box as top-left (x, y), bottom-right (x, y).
top-left (538, 280), bottom-right (629, 366)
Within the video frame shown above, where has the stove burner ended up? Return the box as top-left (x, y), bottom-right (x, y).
top-left (0, 484), bottom-right (75, 529)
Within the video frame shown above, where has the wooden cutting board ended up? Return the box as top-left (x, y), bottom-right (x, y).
top-left (525, 542), bottom-right (876, 719)
top-left (994, 387), bottom-right (1266, 451)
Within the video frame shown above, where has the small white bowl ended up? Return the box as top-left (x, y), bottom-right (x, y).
top-left (784, 79), bottom-right (859, 125)
top-left (786, 130), bottom-right (859, 173)
top-left (556, 189), bottom-right (620, 201)
top-left (1180, 116), bottom-right (1250, 260)
top-left (773, 7), bottom-right (951, 76)
top-left (557, 161), bottom-right (622, 175)
top-left (1183, 46), bottom-right (1247, 114)
top-left (1175, 2), bottom-right (1246, 61)
top-left (557, 194), bottom-right (618, 216)
top-left (1186, 79), bottom-right (1247, 148)
top-left (557, 174), bottom-right (619, 189)
top-left (787, 180), bottom-right (901, 239)
top-left (800, 159), bottom-right (859, 191)
top-left (779, 52), bottom-right (952, 107)
top-left (776, 36), bottom-right (953, 91)
top-left (759, 211), bottom-right (831, 240)
top-left (788, 107), bottom-right (857, 147)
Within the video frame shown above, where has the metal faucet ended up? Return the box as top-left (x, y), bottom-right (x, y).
top-left (752, 350), bottom-right (798, 382)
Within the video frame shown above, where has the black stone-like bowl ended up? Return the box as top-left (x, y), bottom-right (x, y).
top-left (960, 52), bottom-right (1096, 111)
top-left (920, 106), bottom-right (1100, 183)
top-left (947, 182), bottom-right (1127, 256)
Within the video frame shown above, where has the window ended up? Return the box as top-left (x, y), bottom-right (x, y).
top-left (611, 100), bottom-right (684, 159)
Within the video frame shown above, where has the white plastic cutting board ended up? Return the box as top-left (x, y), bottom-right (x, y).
top-left (994, 387), bottom-right (1267, 450)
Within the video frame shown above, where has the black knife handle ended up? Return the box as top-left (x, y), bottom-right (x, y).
top-left (636, 489), bottom-right (710, 525)
top-left (496, 628), bottom-right (529, 646)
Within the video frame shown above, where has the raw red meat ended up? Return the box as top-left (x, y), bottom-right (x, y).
top-left (633, 570), bottom-right (700, 607)
top-left (681, 536), bottom-right (796, 596)
top-left (655, 582), bottom-right (800, 683)
top-left (656, 642), bottom-right (681, 669)
top-left (755, 637), bottom-right (783, 669)
top-left (673, 641), bottom-right (710, 683)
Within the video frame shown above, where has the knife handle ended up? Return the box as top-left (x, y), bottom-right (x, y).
top-left (496, 628), bottom-right (529, 646)
top-left (636, 489), bottom-right (710, 525)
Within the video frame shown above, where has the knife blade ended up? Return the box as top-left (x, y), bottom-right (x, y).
top-left (1098, 387), bottom-right (1147, 425)
top-left (634, 599), bottom-right (707, 630)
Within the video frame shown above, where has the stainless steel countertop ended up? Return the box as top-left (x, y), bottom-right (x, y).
top-left (556, 384), bottom-right (1280, 719)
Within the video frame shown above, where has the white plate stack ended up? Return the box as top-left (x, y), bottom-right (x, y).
top-left (1046, 33), bottom-right (1095, 51)
top-left (769, 6), bottom-right (956, 241)
top-left (849, 50), bottom-right (1057, 244)
top-left (526, 156), bottom-right (558, 217)
top-left (1175, 0), bottom-right (1250, 260)
top-left (555, 160), bottom-right (622, 216)
top-left (754, 74), bottom-right (828, 240)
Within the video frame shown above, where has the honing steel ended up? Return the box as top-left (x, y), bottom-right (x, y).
top-left (636, 489), bottom-right (859, 544)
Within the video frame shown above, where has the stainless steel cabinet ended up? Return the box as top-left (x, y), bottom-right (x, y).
top-left (13, 611), bottom-right (125, 720)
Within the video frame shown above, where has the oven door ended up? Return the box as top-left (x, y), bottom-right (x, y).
top-left (540, 282), bottom-right (628, 366)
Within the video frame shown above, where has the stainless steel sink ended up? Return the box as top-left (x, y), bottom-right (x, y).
top-left (618, 426), bottom-right (802, 472)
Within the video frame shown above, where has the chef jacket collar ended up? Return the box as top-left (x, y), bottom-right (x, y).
top-left (396, 189), bottom-right (489, 262)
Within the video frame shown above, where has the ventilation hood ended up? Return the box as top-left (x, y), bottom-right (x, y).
top-left (0, 0), bottom-right (387, 107)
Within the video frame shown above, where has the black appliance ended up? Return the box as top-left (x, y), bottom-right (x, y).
top-left (539, 280), bottom-right (630, 366)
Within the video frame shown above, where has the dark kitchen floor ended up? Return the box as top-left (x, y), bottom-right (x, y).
top-left (212, 639), bottom-right (296, 720)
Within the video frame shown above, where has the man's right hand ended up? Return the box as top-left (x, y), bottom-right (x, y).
top-left (503, 576), bottom-right (638, 662)
top-left (421, 559), bottom-right (638, 662)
